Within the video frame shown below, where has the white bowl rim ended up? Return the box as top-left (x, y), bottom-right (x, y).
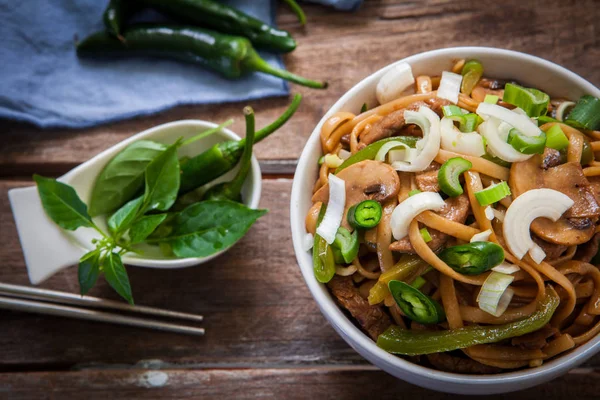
top-left (290, 46), bottom-right (600, 389)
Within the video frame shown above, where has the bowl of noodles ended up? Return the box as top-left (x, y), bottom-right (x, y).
top-left (290, 47), bottom-right (600, 394)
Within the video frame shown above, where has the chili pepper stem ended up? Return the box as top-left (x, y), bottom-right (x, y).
top-left (228, 107), bottom-right (255, 197)
top-left (243, 50), bottom-right (327, 89)
top-left (281, 0), bottom-right (307, 25)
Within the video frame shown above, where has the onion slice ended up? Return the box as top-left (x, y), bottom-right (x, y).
top-left (440, 117), bottom-right (486, 157)
top-left (392, 107), bottom-right (441, 172)
top-left (477, 271), bottom-right (515, 317)
top-left (478, 117), bottom-right (532, 162)
top-left (437, 71), bottom-right (462, 104)
top-left (503, 188), bottom-right (574, 262)
top-left (470, 229), bottom-right (492, 242)
top-left (390, 192), bottom-right (445, 240)
top-left (316, 174), bottom-right (346, 244)
top-left (492, 262), bottom-right (521, 274)
top-left (376, 62), bottom-right (415, 105)
top-left (375, 141), bottom-right (410, 162)
top-left (476, 103), bottom-right (542, 137)
top-left (302, 233), bottom-right (314, 252)
top-left (338, 149), bottom-right (351, 160)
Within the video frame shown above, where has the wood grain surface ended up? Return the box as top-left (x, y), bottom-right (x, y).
top-left (1, 0), bottom-right (600, 398)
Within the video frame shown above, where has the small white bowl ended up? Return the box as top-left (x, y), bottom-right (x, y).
top-left (290, 47), bottom-right (600, 394)
top-left (10, 120), bottom-right (261, 285)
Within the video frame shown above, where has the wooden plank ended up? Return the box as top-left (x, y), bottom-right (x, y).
top-left (2, 0), bottom-right (600, 175)
top-left (1, 367), bottom-right (599, 399)
top-left (0, 179), bottom-right (363, 369)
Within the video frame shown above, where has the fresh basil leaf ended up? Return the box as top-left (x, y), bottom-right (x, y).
top-left (147, 213), bottom-right (177, 239)
top-left (33, 175), bottom-right (94, 231)
top-left (107, 196), bottom-right (143, 235)
top-left (142, 142), bottom-right (181, 213)
top-left (103, 252), bottom-right (133, 304)
top-left (162, 200), bottom-right (267, 258)
top-left (129, 214), bottom-right (168, 244)
top-left (89, 140), bottom-right (166, 216)
top-left (78, 249), bottom-right (101, 295)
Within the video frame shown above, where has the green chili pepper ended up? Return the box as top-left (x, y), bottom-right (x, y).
top-left (460, 60), bottom-right (483, 95)
top-left (439, 242), bottom-right (505, 275)
top-left (103, 0), bottom-right (140, 40)
top-left (137, 0), bottom-right (296, 53)
top-left (438, 157), bottom-right (472, 197)
top-left (503, 83), bottom-right (550, 118)
top-left (335, 136), bottom-right (419, 173)
top-left (77, 26), bottom-right (325, 89)
top-left (313, 205), bottom-right (336, 283)
top-left (377, 287), bottom-right (559, 355)
top-left (545, 125), bottom-right (569, 150)
top-left (203, 107), bottom-right (255, 202)
top-left (331, 227), bottom-right (359, 264)
top-left (178, 94), bottom-right (301, 194)
top-left (347, 200), bottom-right (382, 229)
top-left (388, 280), bottom-right (446, 324)
top-left (581, 136), bottom-right (593, 166)
top-left (507, 129), bottom-right (546, 154)
top-left (281, 0), bottom-right (307, 25)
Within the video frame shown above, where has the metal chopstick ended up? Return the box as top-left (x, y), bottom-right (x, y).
top-left (0, 283), bottom-right (203, 322)
top-left (0, 295), bottom-right (205, 336)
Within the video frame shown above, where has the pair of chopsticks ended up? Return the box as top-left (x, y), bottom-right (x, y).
top-left (0, 283), bottom-right (204, 335)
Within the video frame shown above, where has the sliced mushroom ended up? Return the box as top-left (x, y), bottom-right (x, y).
top-left (312, 160), bottom-right (400, 230)
top-left (389, 193), bottom-right (470, 253)
top-left (510, 156), bottom-right (600, 245)
top-left (575, 233), bottom-right (600, 263)
top-left (358, 102), bottom-right (426, 149)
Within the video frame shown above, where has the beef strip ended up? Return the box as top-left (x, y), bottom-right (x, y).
top-left (327, 276), bottom-right (391, 340)
top-left (415, 162), bottom-right (441, 193)
top-left (358, 102), bottom-right (425, 149)
top-left (532, 235), bottom-right (568, 262)
top-left (389, 194), bottom-right (470, 254)
top-left (575, 233), bottom-right (600, 263)
top-left (511, 325), bottom-right (558, 350)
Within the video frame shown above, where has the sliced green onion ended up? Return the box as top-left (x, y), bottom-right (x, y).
top-left (474, 181), bottom-right (511, 206)
top-left (318, 155), bottom-right (325, 166)
top-left (388, 280), bottom-right (446, 324)
top-left (408, 189), bottom-right (422, 197)
top-left (545, 125), bottom-right (569, 150)
top-left (313, 205), bottom-right (336, 283)
top-left (438, 157), bottom-right (472, 197)
top-left (477, 271), bottom-right (514, 317)
top-left (460, 60), bottom-right (483, 95)
top-left (507, 129), bottom-right (546, 154)
top-left (502, 83), bottom-right (550, 117)
top-left (360, 103), bottom-right (368, 113)
top-left (482, 153), bottom-right (511, 168)
top-left (565, 95), bottom-right (600, 130)
top-left (332, 227), bottom-right (359, 264)
top-left (484, 94), bottom-right (499, 104)
top-left (411, 276), bottom-right (427, 290)
top-left (347, 200), bottom-right (382, 229)
top-left (460, 113), bottom-right (482, 132)
top-left (324, 153), bottom-right (344, 168)
top-left (374, 141), bottom-right (410, 162)
top-left (442, 105), bottom-right (466, 118)
top-left (420, 227), bottom-right (432, 243)
top-left (537, 115), bottom-right (560, 125)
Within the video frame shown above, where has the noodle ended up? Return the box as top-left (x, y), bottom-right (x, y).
top-left (306, 59), bottom-right (600, 373)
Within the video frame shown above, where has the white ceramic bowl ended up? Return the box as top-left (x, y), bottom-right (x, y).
top-left (10, 120), bottom-right (261, 284)
top-left (290, 47), bottom-right (600, 394)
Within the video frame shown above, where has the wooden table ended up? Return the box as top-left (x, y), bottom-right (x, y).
top-left (1, 1), bottom-right (600, 398)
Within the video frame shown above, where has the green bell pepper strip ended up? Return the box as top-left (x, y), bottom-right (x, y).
top-left (419, 227), bottom-right (432, 243)
top-left (438, 157), bottom-right (472, 197)
top-left (460, 60), bottom-right (484, 95)
top-left (388, 280), bottom-right (446, 324)
top-left (565, 95), bottom-right (600, 130)
top-left (438, 242), bottom-right (505, 275)
top-left (178, 94), bottom-right (301, 194)
top-left (332, 227), bottom-right (359, 264)
top-left (77, 26), bottom-right (325, 88)
top-left (537, 115), bottom-right (559, 125)
top-left (581, 137), bottom-right (593, 166)
top-left (103, 0), bottom-right (140, 40)
top-left (507, 129), bottom-right (546, 154)
top-left (335, 136), bottom-right (419, 173)
top-left (503, 83), bottom-right (550, 118)
top-left (203, 107), bottom-right (255, 202)
top-left (313, 205), bottom-right (336, 283)
top-left (347, 200), bottom-right (383, 229)
top-left (377, 287), bottom-right (560, 355)
top-left (545, 125), bottom-right (569, 150)
top-left (136, 0), bottom-right (297, 53)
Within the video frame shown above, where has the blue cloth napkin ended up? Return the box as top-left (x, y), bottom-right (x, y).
top-left (0, 0), bottom-right (360, 129)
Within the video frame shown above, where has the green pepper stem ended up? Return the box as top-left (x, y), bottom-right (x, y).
top-left (243, 49), bottom-right (327, 89)
top-left (240, 93), bottom-right (302, 146)
top-left (227, 107), bottom-right (255, 198)
top-left (281, 0), bottom-right (307, 25)
top-left (181, 119), bottom-right (234, 147)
